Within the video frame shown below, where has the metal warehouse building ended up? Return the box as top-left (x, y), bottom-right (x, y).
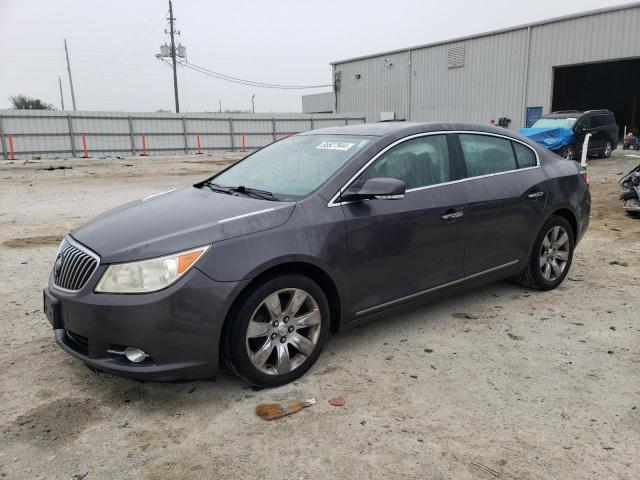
top-left (303, 2), bottom-right (640, 132)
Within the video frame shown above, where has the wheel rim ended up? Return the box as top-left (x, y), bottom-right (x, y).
top-left (539, 226), bottom-right (570, 282)
top-left (564, 146), bottom-right (574, 159)
top-left (605, 142), bottom-right (612, 156)
top-left (245, 288), bottom-right (322, 376)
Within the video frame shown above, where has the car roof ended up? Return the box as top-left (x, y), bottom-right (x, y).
top-left (300, 122), bottom-right (527, 139)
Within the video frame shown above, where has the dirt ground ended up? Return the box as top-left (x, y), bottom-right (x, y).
top-left (0, 149), bottom-right (638, 480)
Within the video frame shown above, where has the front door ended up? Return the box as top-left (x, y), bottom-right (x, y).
top-left (341, 133), bottom-right (467, 316)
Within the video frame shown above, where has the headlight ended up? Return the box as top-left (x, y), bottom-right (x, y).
top-left (95, 245), bottom-right (210, 293)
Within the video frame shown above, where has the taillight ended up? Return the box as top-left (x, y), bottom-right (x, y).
top-left (580, 169), bottom-right (589, 187)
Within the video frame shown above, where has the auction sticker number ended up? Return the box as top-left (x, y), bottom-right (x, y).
top-left (316, 141), bottom-right (355, 151)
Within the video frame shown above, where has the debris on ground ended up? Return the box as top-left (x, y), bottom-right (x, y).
top-left (71, 473), bottom-right (88, 480)
top-left (609, 260), bottom-right (628, 267)
top-left (255, 398), bottom-right (316, 420)
top-left (508, 333), bottom-right (525, 340)
top-left (37, 165), bottom-right (72, 171)
top-left (328, 396), bottom-right (345, 407)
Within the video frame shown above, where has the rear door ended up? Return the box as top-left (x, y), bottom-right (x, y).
top-left (341, 133), bottom-right (467, 316)
top-left (456, 133), bottom-right (547, 276)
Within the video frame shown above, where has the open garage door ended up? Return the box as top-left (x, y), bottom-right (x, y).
top-left (552, 58), bottom-right (640, 138)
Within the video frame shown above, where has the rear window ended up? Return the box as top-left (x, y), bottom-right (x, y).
top-left (513, 142), bottom-right (537, 168)
top-left (459, 134), bottom-right (518, 177)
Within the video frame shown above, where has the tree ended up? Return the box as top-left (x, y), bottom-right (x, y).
top-left (9, 95), bottom-right (55, 110)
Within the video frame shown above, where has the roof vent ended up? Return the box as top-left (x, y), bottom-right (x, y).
top-left (447, 44), bottom-right (465, 69)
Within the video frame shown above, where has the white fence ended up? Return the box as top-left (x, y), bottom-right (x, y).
top-left (0, 110), bottom-right (366, 160)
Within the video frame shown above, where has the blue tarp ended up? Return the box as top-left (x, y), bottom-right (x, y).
top-left (518, 127), bottom-right (575, 151)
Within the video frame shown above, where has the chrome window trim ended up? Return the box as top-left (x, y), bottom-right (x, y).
top-left (355, 260), bottom-right (519, 317)
top-left (51, 236), bottom-right (101, 294)
top-left (327, 130), bottom-right (540, 207)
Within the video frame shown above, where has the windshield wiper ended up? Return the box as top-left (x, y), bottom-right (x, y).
top-left (228, 185), bottom-right (278, 201)
top-left (201, 181), bottom-right (235, 195)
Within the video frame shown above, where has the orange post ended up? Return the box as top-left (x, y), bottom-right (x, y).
top-left (196, 134), bottom-right (202, 155)
top-left (81, 134), bottom-right (89, 158)
top-left (241, 131), bottom-right (246, 152)
top-left (141, 134), bottom-right (148, 156)
top-left (8, 135), bottom-right (15, 160)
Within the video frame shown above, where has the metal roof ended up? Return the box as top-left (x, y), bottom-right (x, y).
top-left (331, 1), bottom-right (640, 65)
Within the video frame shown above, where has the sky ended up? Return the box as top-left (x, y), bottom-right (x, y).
top-left (0, 0), bottom-right (635, 113)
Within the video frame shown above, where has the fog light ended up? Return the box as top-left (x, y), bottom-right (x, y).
top-left (124, 347), bottom-right (148, 363)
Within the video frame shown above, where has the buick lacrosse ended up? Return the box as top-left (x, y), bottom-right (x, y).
top-left (44, 122), bottom-right (590, 387)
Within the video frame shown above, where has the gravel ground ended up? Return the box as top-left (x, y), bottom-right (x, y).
top-left (0, 150), bottom-right (639, 480)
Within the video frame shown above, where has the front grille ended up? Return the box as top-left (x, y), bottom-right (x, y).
top-left (53, 238), bottom-right (99, 291)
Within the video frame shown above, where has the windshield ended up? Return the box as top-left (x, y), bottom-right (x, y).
top-left (531, 117), bottom-right (577, 129)
top-left (210, 134), bottom-right (372, 201)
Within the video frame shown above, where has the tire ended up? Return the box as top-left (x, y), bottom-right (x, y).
top-left (559, 144), bottom-right (575, 160)
top-left (515, 216), bottom-right (575, 291)
top-left (222, 274), bottom-right (330, 388)
top-left (601, 140), bottom-right (613, 158)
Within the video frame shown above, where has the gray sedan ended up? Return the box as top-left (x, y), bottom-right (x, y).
top-left (43, 122), bottom-right (590, 387)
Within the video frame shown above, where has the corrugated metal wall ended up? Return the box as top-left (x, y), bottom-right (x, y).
top-left (335, 50), bottom-right (411, 122)
top-left (0, 111), bottom-right (366, 160)
top-left (302, 92), bottom-right (335, 113)
top-left (333, 3), bottom-right (640, 129)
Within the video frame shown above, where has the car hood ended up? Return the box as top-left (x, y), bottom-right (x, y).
top-left (518, 127), bottom-right (575, 151)
top-left (71, 186), bottom-right (295, 263)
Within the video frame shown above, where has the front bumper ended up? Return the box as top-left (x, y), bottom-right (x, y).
top-left (45, 267), bottom-right (244, 381)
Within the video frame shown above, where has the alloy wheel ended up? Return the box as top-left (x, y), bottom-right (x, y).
top-left (245, 288), bottom-right (322, 375)
top-left (604, 142), bottom-right (612, 157)
top-left (564, 145), bottom-right (575, 159)
top-left (539, 225), bottom-right (570, 281)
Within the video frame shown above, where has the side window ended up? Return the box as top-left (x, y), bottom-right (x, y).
top-left (591, 115), bottom-right (604, 128)
top-left (513, 142), bottom-right (537, 168)
top-left (576, 116), bottom-right (591, 130)
top-left (459, 134), bottom-right (518, 177)
top-left (354, 135), bottom-right (450, 190)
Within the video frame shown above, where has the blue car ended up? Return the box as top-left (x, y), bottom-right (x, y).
top-left (520, 110), bottom-right (618, 160)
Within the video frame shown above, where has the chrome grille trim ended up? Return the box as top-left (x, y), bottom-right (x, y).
top-left (52, 236), bottom-right (100, 292)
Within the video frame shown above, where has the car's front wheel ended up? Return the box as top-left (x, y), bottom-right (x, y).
top-left (222, 274), bottom-right (330, 387)
top-left (601, 140), bottom-right (613, 158)
top-left (515, 216), bottom-right (575, 290)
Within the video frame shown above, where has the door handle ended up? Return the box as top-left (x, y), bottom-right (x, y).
top-left (440, 210), bottom-right (464, 221)
top-left (527, 191), bottom-right (544, 199)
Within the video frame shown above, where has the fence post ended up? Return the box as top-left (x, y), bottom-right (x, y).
top-left (271, 118), bottom-right (277, 142)
top-left (67, 114), bottom-right (77, 158)
top-left (310, 118), bottom-right (314, 131)
top-left (128, 116), bottom-right (135, 155)
top-left (182, 117), bottom-right (188, 154)
top-left (229, 118), bottom-right (235, 151)
top-left (0, 114), bottom-right (7, 161)
top-left (344, 117), bottom-right (348, 126)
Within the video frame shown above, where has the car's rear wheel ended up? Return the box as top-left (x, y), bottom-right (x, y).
top-left (222, 274), bottom-right (330, 387)
top-left (601, 140), bottom-right (613, 158)
top-left (515, 216), bottom-right (575, 290)
top-left (560, 144), bottom-right (575, 160)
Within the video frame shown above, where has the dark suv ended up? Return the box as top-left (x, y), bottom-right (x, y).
top-left (520, 109), bottom-right (618, 160)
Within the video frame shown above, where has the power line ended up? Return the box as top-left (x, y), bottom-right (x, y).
top-left (181, 60), bottom-right (332, 90)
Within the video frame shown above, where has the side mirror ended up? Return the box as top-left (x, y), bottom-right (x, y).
top-left (340, 177), bottom-right (406, 202)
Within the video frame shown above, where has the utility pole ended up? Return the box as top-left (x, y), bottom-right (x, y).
top-left (58, 76), bottom-right (65, 110)
top-left (219, 100), bottom-right (222, 113)
top-left (168, 0), bottom-right (180, 113)
top-left (251, 94), bottom-right (255, 114)
top-left (64, 38), bottom-right (77, 110)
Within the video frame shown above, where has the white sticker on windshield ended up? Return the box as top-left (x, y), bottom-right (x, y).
top-left (316, 141), bottom-right (355, 151)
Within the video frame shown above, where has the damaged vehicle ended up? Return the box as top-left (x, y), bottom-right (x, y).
top-left (43, 122), bottom-right (590, 387)
top-left (520, 109), bottom-right (618, 160)
top-left (620, 162), bottom-right (640, 217)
